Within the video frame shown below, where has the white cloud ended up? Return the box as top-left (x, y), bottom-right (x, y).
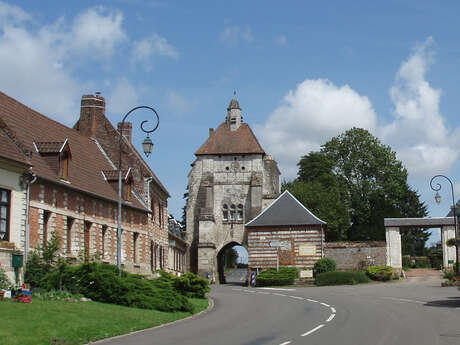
top-left (381, 37), bottom-right (459, 176)
top-left (165, 91), bottom-right (194, 114)
top-left (274, 34), bottom-right (287, 45)
top-left (70, 6), bottom-right (127, 57)
top-left (107, 78), bottom-right (140, 115)
top-left (220, 26), bottom-right (253, 45)
top-left (0, 4), bottom-right (128, 123)
top-left (255, 79), bottom-right (377, 179)
top-left (132, 33), bottom-right (179, 69)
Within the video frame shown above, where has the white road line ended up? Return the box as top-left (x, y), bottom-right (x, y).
top-left (243, 290), bottom-right (257, 293)
top-left (257, 287), bottom-right (297, 291)
top-left (258, 292), bottom-right (271, 295)
top-left (326, 313), bottom-right (335, 322)
top-left (273, 293), bottom-right (287, 297)
top-left (301, 324), bottom-right (325, 336)
top-left (279, 342), bottom-right (291, 345)
top-left (382, 297), bottom-right (425, 304)
top-left (307, 299), bottom-right (318, 303)
top-left (232, 288), bottom-right (242, 291)
top-left (331, 307), bottom-right (336, 313)
top-left (320, 302), bottom-right (330, 307)
top-left (289, 296), bottom-right (304, 300)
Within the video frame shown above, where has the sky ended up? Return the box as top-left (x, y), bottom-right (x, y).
top-left (2, 1), bottom-right (460, 246)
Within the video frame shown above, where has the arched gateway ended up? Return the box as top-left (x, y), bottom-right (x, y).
top-left (384, 217), bottom-right (457, 273)
top-left (185, 97), bottom-right (280, 282)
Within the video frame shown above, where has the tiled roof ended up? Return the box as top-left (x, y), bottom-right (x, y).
top-left (0, 129), bottom-right (31, 166)
top-left (34, 141), bottom-right (66, 153)
top-left (102, 169), bottom-right (130, 181)
top-left (0, 90), bottom-right (146, 210)
top-left (195, 122), bottom-right (265, 156)
top-left (245, 190), bottom-right (327, 228)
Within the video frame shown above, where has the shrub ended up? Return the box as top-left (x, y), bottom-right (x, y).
top-left (443, 270), bottom-right (455, 281)
top-left (41, 262), bottom-right (193, 312)
top-left (402, 256), bottom-right (411, 270)
top-left (414, 258), bottom-right (430, 268)
top-left (314, 258), bottom-right (336, 275)
top-left (256, 267), bottom-right (298, 287)
top-left (174, 273), bottom-right (210, 298)
top-left (316, 271), bottom-right (370, 286)
top-left (366, 265), bottom-right (393, 281)
top-left (0, 266), bottom-right (12, 289)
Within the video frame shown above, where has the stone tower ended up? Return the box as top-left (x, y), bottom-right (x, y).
top-left (186, 98), bottom-right (280, 281)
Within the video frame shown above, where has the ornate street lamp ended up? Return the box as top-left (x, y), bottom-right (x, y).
top-left (430, 175), bottom-right (459, 276)
top-left (117, 106), bottom-right (159, 274)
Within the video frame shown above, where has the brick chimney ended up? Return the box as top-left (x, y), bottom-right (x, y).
top-left (75, 93), bottom-right (106, 138)
top-left (118, 122), bottom-right (132, 143)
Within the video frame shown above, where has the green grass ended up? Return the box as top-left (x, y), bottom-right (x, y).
top-left (0, 298), bottom-right (208, 345)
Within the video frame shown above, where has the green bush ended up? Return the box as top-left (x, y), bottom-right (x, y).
top-left (256, 267), bottom-right (298, 287)
top-left (315, 271), bottom-right (370, 286)
top-left (0, 266), bottom-right (12, 289)
top-left (174, 273), bottom-right (210, 298)
top-left (414, 258), bottom-right (430, 268)
top-left (443, 270), bottom-right (455, 281)
top-left (366, 265), bottom-right (393, 281)
top-left (314, 258), bottom-right (336, 275)
top-left (402, 256), bottom-right (411, 270)
top-left (40, 263), bottom-right (193, 312)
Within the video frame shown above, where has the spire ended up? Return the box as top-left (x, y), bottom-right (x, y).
top-left (226, 93), bottom-right (243, 131)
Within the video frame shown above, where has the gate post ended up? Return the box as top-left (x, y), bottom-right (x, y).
top-left (441, 225), bottom-right (456, 269)
top-left (385, 226), bottom-right (402, 274)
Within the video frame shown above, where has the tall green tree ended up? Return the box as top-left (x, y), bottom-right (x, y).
top-left (283, 152), bottom-right (350, 241)
top-left (320, 127), bottom-right (428, 241)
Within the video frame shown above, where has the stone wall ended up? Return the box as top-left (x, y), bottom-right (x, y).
top-left (324, 241), bottom-right (386, 270)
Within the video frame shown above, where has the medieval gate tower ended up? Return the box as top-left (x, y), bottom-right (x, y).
top-left (186, 97), bottom-right (280, 281)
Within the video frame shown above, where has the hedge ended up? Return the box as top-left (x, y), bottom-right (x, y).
top-left (174, 272), bottom-right (210, 298)
top-left (313, 258), bottom-right (336, 275)
top-left (256, 267), bottom-right (298, 287)
top-left (315, 271), bottom-right (370, 286)
top-left (366, 265), bottom-right (393, 281)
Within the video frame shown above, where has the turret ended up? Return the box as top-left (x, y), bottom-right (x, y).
top-left (226, 98), bottom-right (242, 131)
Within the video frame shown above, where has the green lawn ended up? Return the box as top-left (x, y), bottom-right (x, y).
top-left (0, 297), bottom-right (208, 345)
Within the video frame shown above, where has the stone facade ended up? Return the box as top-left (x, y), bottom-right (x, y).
top-left (324, 241), bottom-right (386, 270)
top-left (186, 98), bottom-right (280, 280)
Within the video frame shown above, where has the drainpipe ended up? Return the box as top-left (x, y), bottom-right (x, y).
top-left (24, 171), bottom-right (37, 265)
top-left (320, 224), bottom-right (324, 258)
top-left (145, 177), bottom-right (153, 209)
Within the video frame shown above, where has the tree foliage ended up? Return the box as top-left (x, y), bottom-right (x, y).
top-left (285, 127), bottom-right (428, 246)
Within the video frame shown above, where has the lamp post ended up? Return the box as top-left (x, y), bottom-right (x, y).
top-left (430, 175), bottom-right (459, 276)
top-left (117, 106), bottom-right (159, 275)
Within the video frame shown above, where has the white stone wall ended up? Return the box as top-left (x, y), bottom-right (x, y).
top-left (385, 227), bottom-right (402, 269)
top-left (441, 225), bottom-right (457, 269)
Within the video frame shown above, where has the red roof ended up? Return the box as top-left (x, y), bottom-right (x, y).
top-left (195, 122), bottom-right (265, 156)
top-left (0, 90), bottom-right (146, 210)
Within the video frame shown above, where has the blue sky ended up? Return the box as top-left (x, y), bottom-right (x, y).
top-left (2, 1), bottom-right (460, 245)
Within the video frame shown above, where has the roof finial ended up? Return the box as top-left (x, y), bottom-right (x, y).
top-left (233, 90), bottom-right (236, 97)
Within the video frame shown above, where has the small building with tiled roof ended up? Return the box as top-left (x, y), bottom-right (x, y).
top-left (185, 97), bottom-right (281, 283)
top-left (246, 190), bottom-right (326, 280)
top-left (0, 90), bottom-right (170, 281)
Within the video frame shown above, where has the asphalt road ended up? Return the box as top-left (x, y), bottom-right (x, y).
top-left (95, 275), bottom-right (460, 345)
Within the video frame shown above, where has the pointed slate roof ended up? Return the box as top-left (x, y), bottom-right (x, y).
top-left (195, 122), bottom-right (265, 156)
top-left (227, 98), bottom-right (241, 110)
top-left (245, 190), bottom-right (326, 227)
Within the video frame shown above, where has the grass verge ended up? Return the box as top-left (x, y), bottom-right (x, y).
top-left (0, 297), bottom-right (208, 345)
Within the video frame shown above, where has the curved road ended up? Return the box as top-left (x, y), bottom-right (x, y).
top-left (96, 275), bottom-right (460, 345)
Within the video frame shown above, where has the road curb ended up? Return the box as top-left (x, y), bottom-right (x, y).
top-left (88, 296), bottom-right (215, 344)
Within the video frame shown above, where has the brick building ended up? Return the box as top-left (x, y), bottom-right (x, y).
top-left (246, 190), bottom-right (326, 280)
top-left (0, 91), bottom-right (170, 279)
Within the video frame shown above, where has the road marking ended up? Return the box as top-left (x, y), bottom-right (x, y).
top-left (258, 292), bottom-right (271, 295)
top-left (331, 307), bottom-right (336, 313)
top-left (326, 313), bottom-right (335, 322)
top-left (243, 290), bottom-right (257, 293)
top-left (307, 299), bottom-right (318, 303)
top-left (273, 293), bottom-right (287, 297)
top-left (279, 342), bottom-right (291, 345)
top-left (257, 287), bottom-right (297, 291)
top-left (232, 288), bottom-right (242, 291)
top-left (301, 324), bottom-right (325, 336)
top-left (289, 296), bottom-right (304, 300)
top-left (320, 302), bottom-right (330, 307)
top-left (382, 297), bottom-right (425, 304)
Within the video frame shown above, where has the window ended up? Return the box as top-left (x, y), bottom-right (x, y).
top-left (66, 217), bottom-right (74, 254)
top-left (0, 189), bottom-right (10, 241)
top-left (237, 204), bottom-right (243, 220)
top-left (84, 221), bottom-right (92, 262)
top-left (59, 150), bottom-right (69, 179)
top-left (133, 232), bottom-right (139, 263)
top-left (230, 204), bottom-right (236, 221)
top-left (101, 225), bottom-right (107, 259)
top-left (43, 211), bottom-right (51, 247)
top-left (124, 181), bottom-right (132, 201)
top-left (159, 246), bottom-right (164, 269)
top-left (222, 204), bottom-right (228, 221)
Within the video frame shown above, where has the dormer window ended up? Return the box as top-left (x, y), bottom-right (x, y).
top-left (60, 150), bottom-right (69, 179)
top-left (102, 168), bottom-right (133, 201)
top-left (125, 179), bottom-right (132, 201)
top-left (34, 139), bottom-right (71, 179)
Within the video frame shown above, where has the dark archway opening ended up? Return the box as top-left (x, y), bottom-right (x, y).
top-left (217, 242), bottom-right (248, 285)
